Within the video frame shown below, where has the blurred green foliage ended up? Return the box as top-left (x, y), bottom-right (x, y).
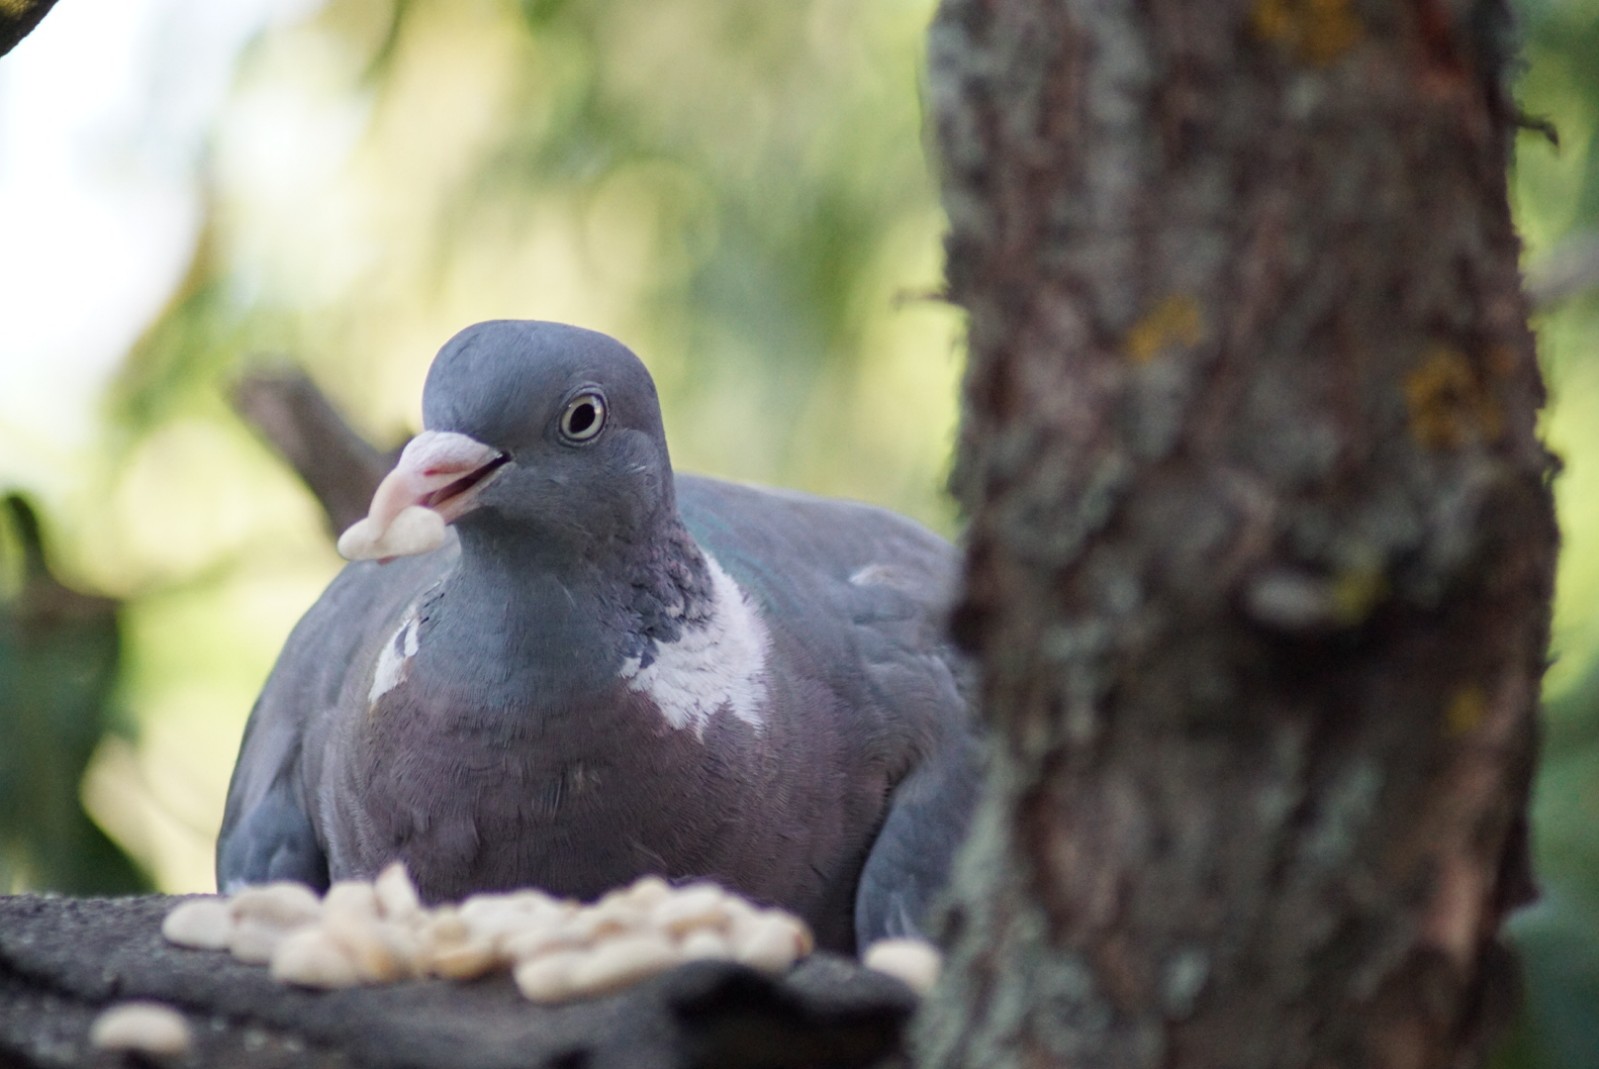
top-left (112, 0), bottom-right (960, 512)
top-left (1501, 3), bottom-right (1599, 1067)
top-left (0, 496), bottom-right (147, 894)
top-left (0, 0), bottom-right (1595, 1062)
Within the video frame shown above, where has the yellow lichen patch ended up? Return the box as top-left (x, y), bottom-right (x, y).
top-left (1123, 294), bottom-right (1204, 364)
top-left (1251, 0), bottom-right (1364, 65)
top-left (1445, 685), bottom-right (1488, 737)
top-left (1404, 345), bottom-right (1505, 450)
top-left (1330, 564), bottom-right (1388, 626)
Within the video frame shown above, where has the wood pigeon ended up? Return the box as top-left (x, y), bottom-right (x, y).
top-left (217, 321), bottom-right (981, 953)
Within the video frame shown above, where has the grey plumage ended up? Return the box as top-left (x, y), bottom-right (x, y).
top-left (218, 320), bottom-right (980, 953)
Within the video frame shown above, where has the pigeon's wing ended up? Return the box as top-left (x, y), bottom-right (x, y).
top-left (216, 545), bottom-right (456, 892)
top-left (675, 475), bottom-right (981, 945)
top-left (852, 720), bottom-right (983, 943)
top-left (842, 557), bottom-right (981, 945)
top-left (215, 696), bottom-right (326, 891)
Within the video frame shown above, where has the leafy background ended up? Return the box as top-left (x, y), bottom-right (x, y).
top-left (0, 1), bottom-right (1593, 1063)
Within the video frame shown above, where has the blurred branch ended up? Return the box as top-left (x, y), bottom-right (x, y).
top-left (0, 0), bottom-right (61, 57)
top-left (229, 367), bottom-right (396, 536)
top-left (1526, 230), bottom-right (1599, 309)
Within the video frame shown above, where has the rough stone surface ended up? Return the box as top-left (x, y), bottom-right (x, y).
top-left (0, 894), bottom-right (917, 1069)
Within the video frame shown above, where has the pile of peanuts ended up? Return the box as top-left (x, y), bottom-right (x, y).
top-left (161, 864), bottom-right (814, 1002)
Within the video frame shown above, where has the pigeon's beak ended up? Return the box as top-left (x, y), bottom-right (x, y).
top-left (336, 431), bottom-right (509, 562)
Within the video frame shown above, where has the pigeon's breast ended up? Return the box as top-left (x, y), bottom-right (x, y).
top-left (318, 554), bottom-right (877, 948)
top-left (334, 670), bottom-right (775, 904)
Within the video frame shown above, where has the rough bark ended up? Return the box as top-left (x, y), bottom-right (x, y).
top-left (918, 2), bottom-right (1555, 1068)
top-left (0, 894), bottom-right (916, 1069)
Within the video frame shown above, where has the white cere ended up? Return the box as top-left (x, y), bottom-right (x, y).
top-left (89, 1001), bottom-right (192, 1057)
top-left (337, 505), bottom-right (446, 562)
top-left (161, 864), bottom-right (815, 1003)
top-left (862, 937), bottom-right (943, 996)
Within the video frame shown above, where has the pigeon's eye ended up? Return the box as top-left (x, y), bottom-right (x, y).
top-left (559, 391), bottom-right (607, 443)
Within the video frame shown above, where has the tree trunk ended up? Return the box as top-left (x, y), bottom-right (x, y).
top-left (918, 2), bottom-right (1556, 1067)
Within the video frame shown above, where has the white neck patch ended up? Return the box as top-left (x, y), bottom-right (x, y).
top-left (619, 553), bottom-right (769, 736)
top-left (369, 604), bottom-right (422, 707)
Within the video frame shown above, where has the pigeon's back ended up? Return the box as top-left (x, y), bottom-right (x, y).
top-left (676, 474), bottom-right (965, 719)
top-left (676, 475), bottom-right (980, 944)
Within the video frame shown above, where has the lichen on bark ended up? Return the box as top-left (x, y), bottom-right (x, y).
top-left (919, 1), bottom-right (1555, 1067)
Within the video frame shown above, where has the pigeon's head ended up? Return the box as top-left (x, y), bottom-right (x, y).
top-left (337, 321), bottom-right (675, 563)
